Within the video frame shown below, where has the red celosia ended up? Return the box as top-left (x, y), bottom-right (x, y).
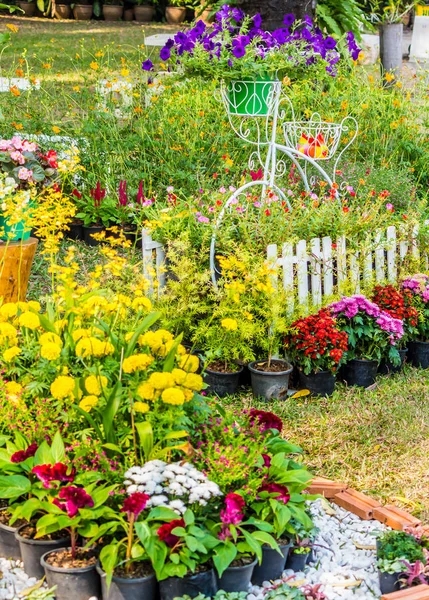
top-left (11, 442), bottom-right (38, 464)
top-left (220, 492), bottom-right (245, 525)
top-left (259, 482), bottom-right (291, 504)
top-left (32, 463), bottom-right (76, 488)
top-left (249, 409), bottom-right (283, 433)
top-left (53, 486), bottom-right (94, 517)
top-left (372, 285), bottom-right (418, 334)
top-left (118, 180), bottom-right (128, 207)
top-left (157, 518), bottom-right (185, 548)
top-left (121, 492), bottom-right (150, 518)
top-left (90, 182), bottom-right (106, 208)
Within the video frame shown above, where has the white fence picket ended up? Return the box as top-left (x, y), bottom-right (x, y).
top-left (282, 242), bottom-right (295, 313)
top-left (386, 226), bottom-right (397, 283)
top-left (322, 236), bottom-right (333, 298)
top-left (336, 236), bottom-right (347, 286)
top-left (296, 240), bottom-right (308, 307)
top-left (310, 238), bottom-right (322, 306)
top-left (374, 231), bottom-right (384, 282)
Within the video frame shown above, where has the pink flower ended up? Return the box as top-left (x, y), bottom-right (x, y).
top-left (220, 492), bottom-right (245, 525)
top-left (0, 140), bottom-right (11, 151)
top-left (11, 136), bottom-right (23, 150)
top-left (11, 442), bottom-right (38, 464)
top-left (121, 492), bottom-right (149, 518)
top-left (219, 186), bottom-right (226, 194)
top-left (22, 141), bottom-right (37, 152)
top-left (249, 409), bottom-right (283, 433)
top-left (32, 463), bottom-right (76, 488)
top-left (10, 151), bottom-right (25, 165)
top-left (259, 482), bottom-right (290, 504)
top-left (53, 486), bottom-right (94, 517)
top-left (197, 215), bottom-right (210, 223)
top-left (262, 453), bottom-right (271, 468)
top-left (17, 167), bottom-right (33, 181)
top-left (386, 203), bottom-right (394, 212)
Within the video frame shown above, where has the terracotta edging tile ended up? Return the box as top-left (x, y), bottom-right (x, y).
top-left (373, 505), bottom-right (421, 531)
top-left (381, 584), bottom-right (429, 599)
top-left (333, 489), bottom-right (381, 520)
top-left (305, 477), bottom-right (348, 499)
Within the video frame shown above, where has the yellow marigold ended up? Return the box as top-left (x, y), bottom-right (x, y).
top-left (39, 332), bottom-right (62, 346)
top-left (41, 343), bottom-right (62, 361)
top-left (181, 373), bottom-right (203, 392)
top-left (0, 323), bottom-right (18, 340)
top-left (5, 381), bottom-right (22, 395)
top-left (131, 297), bottom-right (152, 311)
top-left (221, 318), bottom-right (238, 331)
top-left (79, 395), bottom-right (98, 412)
top-left (161, 387), bottom-right (185, 406)
top-left (162, 341), bottom-right (187, 357)
top-left (122, 354), bottom-right (154, 374)
top-left (139, 330), bottom-right (174, 353)
top-left (50, 375), bottom-right (75, 400)
top-left (27, 301), bottom-right (41, 312)
top-left (3, 346), bottom-right (21, 362)
top-left (178, 354), bottom-right (199, 373)
top-left (18, 312), bottom-right (40, 330)
top-left (72, 328), bottom-right (91, 342)
top-left (137, 382), bottom-right (155, 401)
top-left (85, 375), bottom-right (108, 396)
top-left (0, 303), bottom-right (18, 319)
top-left (75, 337), bottom-right (114, 358)
top-left (172, 368), bottom-right (187, 385)
top-left (54, 319), bottom-right (68, 331)
top-left (147, 372), bottom-right (175, 390)
top-left (134, 401), bottom-right (150, 413)
top-left (182, 388), bottom-right (194, 402)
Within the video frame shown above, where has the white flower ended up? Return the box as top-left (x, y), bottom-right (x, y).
top-left (169, 500), bottom-right (186, 514)
top-left (154, 485), bottom-right (163, 494)
top-left (127, 484), bottom-right (138, 494)
top-left (151, 495), bottom-right (169, 506)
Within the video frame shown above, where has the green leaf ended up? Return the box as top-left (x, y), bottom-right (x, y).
top-left (183, 509), bottom-right (194, 526)
top-left (252, 531), bottom-right (281, 553)
top-left (213, 541), bottom-right (237, 577)
top-left (136, 421), bottom-right (153, 462)
top-left (163, 430), bottom-right (188, 441)
top-left (147, 506), bottom-right (179, 522)
top-left (241, 530), bottom-right (262, 563)
top-left (100, 543), bottom-right (119, 588)
top-left (125, 312), bottom-right (160, 357)
top-left (102, 383), bottom-right (123, 444)
top-left (51, 431), bottom-right (65, 463)
top-left (163, 332), bottom-right (183, 372)
top-left (36, 0), bottom-right (44, 12)
top-left (0, 475), bottom-right (31, 499)
top-left (34, 441), bottom-right (53, 466)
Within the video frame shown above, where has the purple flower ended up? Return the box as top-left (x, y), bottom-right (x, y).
top-left (160, 47), bottom-right (171, 61)
top-left (324, 36), bottom-right (337, 50)
top-left (142, 59), bottom-right (154, 72)
top-left (253, 13), bottom-right (262, 28)
top-left (346, 31), bottom-right (361, 61)
top-left (283, 13), bottom-right (295, 27)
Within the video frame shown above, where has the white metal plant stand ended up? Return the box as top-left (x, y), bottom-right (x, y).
top-left (210, 80), bottom-right (358, 288)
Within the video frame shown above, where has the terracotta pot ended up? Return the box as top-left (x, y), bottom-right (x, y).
top-left (103, 4), bottom-right (123, 20)
top-left (165, 5), bottom-right (186, 24)
top-left (134, 4), bottom-right (154, 21)
top-left (123, 6), bottom-right (134, 20)
top-left (54, 4), bottom-right (72, 18)
top-left (16, 1), bottom-right (36, 15)
top-left (0, 238), bottom-right (38, 303)
top-left (73, 4), bottom-right (93, 19)
top-left (198, 8), bottom-right (213, 24)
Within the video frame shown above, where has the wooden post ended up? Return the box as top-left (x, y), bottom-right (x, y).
top-left (0, 238), bottom-right (38, 303)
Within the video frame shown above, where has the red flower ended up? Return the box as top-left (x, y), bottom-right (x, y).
top-left (220, 493), bottom-right (245, 525)
top-left (262, 453), bottom-right (271, 468)
top-left (157, 518), bottom-right (185, 548)
top-left (121, 492), bottom-right (149, 518)
top-left (250, 168), bottom-right (263, 181)
top-left (53, 486), bottom-right (94, 517)
top-left (32, 463), bottom-right (76, 488)
top-left (72, 188), bottom-right (82, 199)
top-left (118, 180), bottom-right (127, 207)
top-left (259, 482), bottom-right (290, 504)
top-left (11, 442), bottom-right (38, 464)
top-left (90, 182), bottom-right (106, 207)
top-left (46, 150), bottom-right (58, 169)
top-left (249, 409), bottom-right (283, 433)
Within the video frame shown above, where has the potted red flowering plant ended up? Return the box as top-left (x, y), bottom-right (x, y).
top-left (400, 275), bottom-right (429, 368)
top-left (284, 309), bottom-right (348, 396)
top-left (372, 284), bottom-right (418, 373)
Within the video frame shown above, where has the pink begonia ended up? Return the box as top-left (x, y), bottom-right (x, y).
top-left (10, 151), bottom-right (25, 165)
top-left (0, 140), bottom-right (11, 151)
top-left (17, 168), bottom-right (33, 181)
top-left (22, 141), bottom-right (37, 152)
top-left (11, 136), bottom-right (23, 150)
top-left (198, 215), bottom-right (210, 223)
top-left (219, 186), bottom-right (226, 194)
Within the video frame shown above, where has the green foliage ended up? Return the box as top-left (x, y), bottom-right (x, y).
top-left (377, 531), bottom-right (425, 567)
top-left (316, 0), bottom-right (370, 38)
top-left (264, 584), bottom-right (306, 600)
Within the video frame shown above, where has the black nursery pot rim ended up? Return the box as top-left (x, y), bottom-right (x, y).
top-left (96, 562), bottom-right (156, 584)
top-left (41, 547), bottom-right (98, 574)
top-left (205, 365), bottom-right (244, 376)
top-left (226, 556), bottom-right (258, 570)
top-left (348, 357), bottom-right (378, 364)
top-left (248, 359), bottom-right (293, 376)
top-left (15, 525), bottom-right (70, 546)
top-left (0, 508), bottom-right (17, 533)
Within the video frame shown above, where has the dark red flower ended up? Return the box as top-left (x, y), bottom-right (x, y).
top-left (157, 518), bottom-right (185, 548)
top-left (259, 482), bottom-right (290, 504)
top-left (118, 180), bottom-right (127, 207)
top-left (220, 492), bottom-right (245, 525)
top-left (32, 463), bottom-right (76, 488)
top-left (121, 492), bottom-right (149, 518)
top-left (250, 168), bottom-right (263, 181)
top-left (53, 486), bottom-right (94, 517)
top-left (262, 453), bottom-right (271, 468)
top-left (72, 188), bottom-right (82, 199)
top-left (249, 409), bottom-right (283, 433)
top-left (11, 450), bottom-right (27, 463)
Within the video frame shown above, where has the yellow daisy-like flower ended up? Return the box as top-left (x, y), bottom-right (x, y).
top-left (221, 318), bottom-right (238, 331)
top-left (50, 375), bottom-right (75, 400)
top-left (178, 354), bottom-right (199, 373)
top-left (79, 395), bottom-right (98, 412)
top-left (18, 312), bottom-right (40, 330)
top-left (134, 401), bottom-right (150, 413)
top-left (39, 332), bottom-right (62, 346)
top-left (5, 381), bottom-right (22, 395)
top-left (0, 303), bottom-right (18, 319)
top-left (161, 387), bottom-right (185, 406)
top-left (122, 354), bottom-right (154, 374)
top-left (54, 319), bottom-right (68, 331)
top-left (171, 368), bottom-right (187, 386)
top-left (3, 346), bottom-right (21, 362)
top-left (85, 375), bottom-right (108, 396)
top-left (147, 372), bottom-right (175, 390)
top-left (0, 323), bottom-right (18, 340)
top-left (72, 328), bottom-right (91, 342)
top-left (139, 330), bottom-right (174, 353)
top-left (137, 382), bottom-right (155, 401)
top-left (131, 297), bottom-right (152, 312)
top-left (75, 337), bottom-right (114, 358)
top-left (41, 343), bottom-right (62, 361)
top-left (27, 301), bottom-right (41, 312)
top-left (181, 373), bottom-right (203, 392)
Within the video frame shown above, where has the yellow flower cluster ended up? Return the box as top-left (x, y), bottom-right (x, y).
top-left (75, 337), bottom-right (115, 358)
top-left (79, 395), bottom-right (98, 412)
top-left (122, 353), bottom-right (154, 374)
top-left (138, 329), bottom-right (181, 357)
top-left (85, 375), bottom-right (108, 396)
top-left (4, 381), bottom-right (23, 405)
top-left (221, 318), bottom-right (238, 331)
top-left (0, 323), bottom-right (18, 346)
top-left (51, 375), bottom-right (75, 400)
top-left (18, 312), bottom-right (40, 330)
top-left (137, 368), bottom-right (203, 406)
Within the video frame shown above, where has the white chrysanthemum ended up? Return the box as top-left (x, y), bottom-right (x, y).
top-left (151, 495), bottom-right (169, 506)
top-left (169, 500), bottom-right (186, 514)
top-left (127, 484), bottom-right (138, 494)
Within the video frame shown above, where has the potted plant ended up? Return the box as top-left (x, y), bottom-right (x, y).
top-left (54, 0), bottom-right (72, 18)
top-left (401, 275), bottom-right (429, 368)
top-left (285, 526), bottom-right (317, 572)
top-left (75, 182), bottom-right (113, 246)
top-left (165, 0), bottom-right (187, 24)
top-left (372, 284), bottom-right (418, 373)
top-left (16, 0), bottom-right (36, 15)
top-left (330, 295), bottom-right (404, 388)
top-left (376, 530), bottom-right (426, 594)
top-left (133, 0), bottom-right (155, 21)
top-left (195, 0), bottom-right (214, 24)
top-left (72, 0), bottom-right (93, 20)
top-left (103, 0), bottom-right (123, 20)
top-left (284, 309), bottom-right (348, 396)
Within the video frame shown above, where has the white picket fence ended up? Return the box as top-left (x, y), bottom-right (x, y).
top-left (142, 224), bottom-right (429, 304)
top-left (267, 224), bottom-right (427, 310)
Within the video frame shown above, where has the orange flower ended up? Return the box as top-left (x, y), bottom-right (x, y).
top-left (15, 68), bottom-right (24, 77)
top-left (42, 63), bottom-right (52, 69)
top-left (6, 24), bottom-right (19, 33)
top-left (11, 122), bottom-right (23, 130)
top-left (10, 86), bottom-right (20, 97)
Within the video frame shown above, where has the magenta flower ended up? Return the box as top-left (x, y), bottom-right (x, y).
top-left (121, 492), bottom-right (149, 518)
top-left (32, 463), bottom-right (76, 489)
top-left (249, 408), bottom-right (283, 433)
top-left (259, 482), bottom-right (290, 504)
top-left (11, 442), bottom-right (38, 464)
top-left (220, 492), bottom-right (245, 525)
top-left (53, 486), bottom-right (94, 517)
top-left (262, 453), bottom-right (271, 468)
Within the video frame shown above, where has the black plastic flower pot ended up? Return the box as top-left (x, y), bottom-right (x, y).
top-left (204, 366), bottom-right (243, 398)
top-left (216, 557), bottom-right (257, 592)
top-left (251, 543), bottom-right (291, 585)
top-left (159, 569), bottom-right (217, 600)
top-left (407, 341), bottom-right (429, 369)
top-left (67, 221), bottom-right (84, 241)
top-left (285, 550), bottom-right (310, 572)
top-left (83, 225), bottom-right (105, 246)
top-left (340, 358), bottom-right (378, 388)
top-left (0, 508), bottom-right (21, 560)
top-left (378, 570), bottom-right (403, 594)
top-left (248, 360), bottom-right (293, 401)
top-left (298, 370), bottom-right (336, 397)
top-left (378, 348), bottom-right (408, 375)
top-left (15, 525), bottom-right (70, 579)
top-left (97, 563), bottom-right (158, 600)
top-left (41, 548), bottom-right (101, 600)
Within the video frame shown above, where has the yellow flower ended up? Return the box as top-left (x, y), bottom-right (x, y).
top-left (137, 382), bottom-right (155, 401)
top-left (79, 395), bottom-right (98, 412)
top-left (182, 388), bottom-right (194, 402)
top-left (6, 24), bottom-right (19, 33)
top-left (3, 346), bottom-right (21, 362)
top-left (39, 332), bottom-right (62, 346)
top-left (18, 312), bottom-right (40, 330)
top-left (181, 373), bottom-right (203, 392)
top-left (85, 375), bottom-right (108, 396)
top-left (134, 401), bottom-right (150, 413)
top-left (75, 337), bottom-right (114, 358)
top-left (72, 328), bottom-right (91, 342)
top-left (52, 126), bottom-right (61, 134)
top-left (385, 72), bottom-right (395, 83)
top-left (0, 323), bottom-right (18, 340)
top-left (0, 303), bottom-right (18, 319)
top-left (50, 375), bottom-right (75, 400)
top-left (90, 61), bottom-right (99, 71)
top-left (147, 372), bottom-right (175, 390)
top-left (161, 387), bottom-right (185, 406)
top-left (139, 330), bottom-right (174, 353)
top-left (41, 343), bottom-right (62, 361)
top-left (178, 354), bottom-right (199, 373)
top-left (122, 354), bottom-right (154, 374)
top-left (172, 368), bottom-right (187, 385)
top-left (131, 296), bottom-right (152, 311)
top-left (5, 381), bottom-right (22, 405)
top-left (10, 86), bottom-right (20, 97)
top-left (27, 301), bottom-right (41, 312)
top-left (221, 318), bottom-right (238, 331)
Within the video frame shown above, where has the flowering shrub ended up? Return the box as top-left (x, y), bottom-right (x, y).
top-left (401, 275), bottom-right (429, 341)
top-left (284, 310), bottom-right (348, 374)
top-left (0, 136), bottom-right (58, 188)
top-left (372, 285), bottom-right (418, 346)
top-left (145, 6), bottom-right (360, 82)
top-left (330, 295), bottom-right (404, 364)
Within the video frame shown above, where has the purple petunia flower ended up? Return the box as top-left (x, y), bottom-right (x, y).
top-left (283, 13), bottom-right (295, 27)
top-left (160, 47), bottom-right (171, 61)
top-left (253, 13), bottom-right (262, 28)
top-left (142, 59), bottom-right (153, 72)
